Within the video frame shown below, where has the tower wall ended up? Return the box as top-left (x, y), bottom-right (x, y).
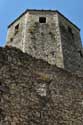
top-left (6, 10), bottom-right (83, 72)
top-left (58, 14), bottom-right (83, 72)
top-left (6, 11), bottom-right (64, 68)
top-left (6, 14), bottom-right (26, 50)
top-left (24, 11), bottom-right (64, 68)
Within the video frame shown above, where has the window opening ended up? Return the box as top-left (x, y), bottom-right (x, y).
top-left (10, 38), bottom-right (13, 42)
top-left (39, 17), bottom-right (46, 23)
top-left (14, 24), bottom-right (19, 35)
top-left (68, 26), bottom-right (74, 38)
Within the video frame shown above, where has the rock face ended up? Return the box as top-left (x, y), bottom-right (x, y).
top-left (0, 46), bottom-right (83, 125)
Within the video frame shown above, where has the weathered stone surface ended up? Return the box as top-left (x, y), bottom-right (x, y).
top-left (6, 11), bottom-right (64, 69)
top-left (58, 14), bottom-right (83, 72)
top-left (0, 46), bottom-right (83, 124)
top-left (6, 10), bottom-right (83, 72)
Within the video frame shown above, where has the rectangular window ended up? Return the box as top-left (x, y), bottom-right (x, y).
top-left (10, 38), bottom-right (13, 42)
top-left (68, 26), bottom-right (74, 38)
top-left (14, 24), bottom-right (19, 35)
top-left (39, 17), bottom-right (46, 23)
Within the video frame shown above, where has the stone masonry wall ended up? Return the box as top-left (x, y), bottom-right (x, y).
top-left (0, 46), bottom-right (83, 125)
top-left (58, 14), bottom-right (83, 72)
top-left (24, 11), bottom-right (64, 68)
top-left (6, 11), bottom-right (64, 68)
top-left (6, 10), bottom-right (83, 72)
top-left (6, 14), bottom-right (26, 51)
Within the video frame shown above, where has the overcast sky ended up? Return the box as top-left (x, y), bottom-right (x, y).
top-left (0, 0), bottom-right (83, 46)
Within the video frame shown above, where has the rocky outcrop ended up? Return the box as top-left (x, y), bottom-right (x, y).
top-left (0, 46), bottom-right (83, 125)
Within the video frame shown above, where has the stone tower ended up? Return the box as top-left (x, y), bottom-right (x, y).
top-left (6, 9), bottom-right (83, 72)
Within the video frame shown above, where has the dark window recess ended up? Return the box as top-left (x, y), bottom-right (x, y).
top-left (60, 24), bottom-right (66, 32)
top-left (68, 26), bottom-right (74, 38)
top-left (78, 50), bottom-right (83, 57)
top-left (10, 38), bottom-right (13, 42)
top-left (39, 17), bottom-right (46, 23)
top-left (14, 24), bottom-right (19, 35)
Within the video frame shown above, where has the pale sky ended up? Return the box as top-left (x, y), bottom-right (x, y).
top-left (0, 0), bottom-right (83, 46)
